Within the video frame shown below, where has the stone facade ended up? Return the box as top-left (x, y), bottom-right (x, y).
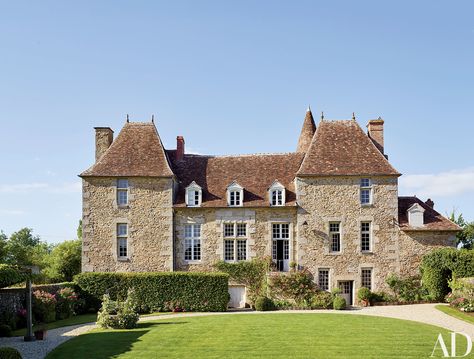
top-left (82, 177), bottom-right (174, 272)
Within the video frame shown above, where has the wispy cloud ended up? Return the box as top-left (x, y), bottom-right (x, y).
top-left (0, 209), bottom-right (26, 215)
top-left (399, 167), bottom-right (474, 198)
top-left (0, 181), bottom-right (81, 194)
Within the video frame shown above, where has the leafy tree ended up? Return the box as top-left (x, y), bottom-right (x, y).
top-left (4, 228), bottom-right (50, 266)
top-left (449, 211), bottom-right (474, 249)
top-left (43, 239), bottom-right (82, 282)
top-left (0, 231), bottom-right (7, 263)
top-left (77, 220), bottom-right (83, 240)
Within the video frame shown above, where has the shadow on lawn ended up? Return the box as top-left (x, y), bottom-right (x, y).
top-left (47, 321), bottom-right (188, 359)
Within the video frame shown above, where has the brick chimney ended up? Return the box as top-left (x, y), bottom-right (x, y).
top-left (367, 117), bottom-right (384, 155)
top-left (176, 136), bottom-right (185, 161)
top-left (94, 127), bottom-right (114, 162)
top-left (425, 199), bottom-right (434, 208)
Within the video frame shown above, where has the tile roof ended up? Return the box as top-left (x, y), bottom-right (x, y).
top-left (80, 122), bottom-right (174, 177)
top-left (398, 197), bottom-right (460, 232)
top-left (168, 152), bottom-right (305, 207)
top-left (296, 109), bottom-right (316, 153)
top-left (297, 120), bottom-right (400, 176)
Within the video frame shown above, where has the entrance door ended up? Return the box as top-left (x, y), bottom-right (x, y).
top-left (272, 239), bottom-right (289, 272)
top-left (338, 281), bottom-right (353, 306)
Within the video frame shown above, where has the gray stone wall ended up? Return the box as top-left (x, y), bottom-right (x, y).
top-left (82, 177), bottom-right (174, 272)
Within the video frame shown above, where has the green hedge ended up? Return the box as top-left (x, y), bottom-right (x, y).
top-left (74, 272), bottom-right (229, 312)
top-left (0, 264), bottom-right (28, 288)
top-left (421, 248), bottom-right (474, 301)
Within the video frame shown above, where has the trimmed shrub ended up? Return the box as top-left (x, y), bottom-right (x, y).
top-left (0, 264), bottom-right (28, 288)
top-left (421, 248), bottom-right (474, 301)
top-left (0, 347), bottom-right (22, 359)
top-left (333, 296), bottom-right (346, 310)
top-left (214, 258), bottom-right (270, 305)
top-left (0, 324), bottom-right (12, 337)
top-left (385, 274), bottom-right (428, 302)
top-left (311, 291), bottom-right (333, 309)
top-left (269, 269), bottom-right (317, 306)
top-left (75, 272), bottom-right (229, 313)
top-left (254, 297), bottom-right (275, 311)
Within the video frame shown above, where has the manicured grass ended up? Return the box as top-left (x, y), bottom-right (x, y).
top-left (46, 313), bottom-right (472, 359)
top-left (12, 313), bottom-right (97, 336)
top-left (140, 312), bottom-right (172, 317)
top-left (436, 304), bottom-right (474, 325)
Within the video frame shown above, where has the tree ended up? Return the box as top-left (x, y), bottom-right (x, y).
top-left (0, 231), bottom-right (7, 263)
top-left (5, 228), bottom-right (50, 266)
top-left (43, 239), bottom-right (82, 282)
top-left (449, 212), bottom-right (474, 249)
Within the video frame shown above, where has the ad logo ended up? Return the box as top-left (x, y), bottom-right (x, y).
top-left (431, 332), bottom-right (472, 358)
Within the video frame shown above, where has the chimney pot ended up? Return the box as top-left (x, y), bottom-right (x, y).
top-left (367, 118), bottom-right (385, 155)
top-left (94, 127), bottom-right (114, 162)
top-left (176, 136), bottom-right (185, 161)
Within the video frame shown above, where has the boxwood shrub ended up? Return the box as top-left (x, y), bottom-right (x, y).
top-left (75, 272), bottom-right (229, 313)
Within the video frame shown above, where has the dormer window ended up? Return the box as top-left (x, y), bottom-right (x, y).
top-left (269, 180), bottom-right (286, 206)
top-left (407, 203), bottom-right (425, 227)
top-left (360, 178), bottom-right (373, 205)
top-left (185, 181), bottom-right (202, 207)
top-left (227, 181), bottom-right (243, 207)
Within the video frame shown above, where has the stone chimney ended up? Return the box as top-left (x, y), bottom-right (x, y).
top-left (176, 136), bottom-right (185, 161)
top-left (425, 198), bottom-right (434, 208)
top-left (367, 118), bottom-right (384, 155)
top-left (94, 127), bottom-right (114, 162)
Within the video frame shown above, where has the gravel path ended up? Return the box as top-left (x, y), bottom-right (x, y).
top-left (1, 303), bottom-right (472, 358)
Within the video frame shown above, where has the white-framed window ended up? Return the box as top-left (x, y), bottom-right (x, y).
top-left (227, 181), bottom-right (244, 207)
top-left (184, 224), bottom-right (201, 261)
top-left (223, 222), bottom-right (247, 262)
top-left (361, 268), bottom-right (372, 290)
top-left (361, 221), bottom-right (371, 252)
top-left (117, 179), bottom-right (129, 206)
top-left (360, 178), bottom-right (372, 205)
top-left (117, 223), bottom-right (128, 259)
top-left (272, 223), bottom-right (290, 271)
top-left (268, 180), bottom-right (286, 206)
top-left (318, 268), bottom-right (330, 291)
top-left (185, 181), bottom-right (202, 207)
top-left (329, 222), bottom-right (341, 253)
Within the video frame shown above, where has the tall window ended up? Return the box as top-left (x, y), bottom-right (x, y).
top-left (272, 223), bottom-right (290, 271)
top-left (318, 269), bottom-right (330, 291)
top-left (117, 179), bottom-right (129, 206)
top-left (329, 222), bottom-right (341, 253)
top-left (184, 224), bottom-right (201, 261)
top-left (361, 222), bottom-right (371, 252)
top-left (224, 223), bottom-right (247, 262)
top-left (361, 268), bottom-right (372, 290)
top-left (117, 223), bottom-right (128, 259)
top-left (360, 178), bottom-right (372, 205)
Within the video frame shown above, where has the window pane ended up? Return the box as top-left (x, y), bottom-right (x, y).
top-left (361, 222), bottom-right (371, 252)
top-left (185, 225), bottom-right (192, 238)
top-left (360, 178), bottom-right (370, 187)
top-left (281, 224), bottom-right (289, 239)
top-left (237, 223), bottom-right (246, 237)
top-left (184, 239), bottom-right (192, 260)
top-left (272, 190), bottom-right (277, 206)
top-left (117, 223), bottom-right (127, 236)
top-left (193, 239), bottom-right (201, 260)
top-left (117, 179), bottom-right (129, 189)
top-left (331, 233), bottom-right (340, 252)
top-left (193, 224), bottom-right (201, 238)
top-left (194, 191), bottom-right (200, 205)
top-left (224, 223), bottom-right (234, 237)
top-left (117, 190), bottom-right (128, 205)
top-left (235, 191), bottom-right (240, 205)
top-left (230, 192), bottom-right (235, 206)
top-left (237, 240), bottom-right (246, 261)
top-left (360, 189), bottom-right (371, 204)
top-left (318, 269), bottom-right (329, 291)
top-left (224, 240), bottom-right (234, 261)
top-left (272, 224), bottom-right (280, 239)
top-left (362, 269), bottom-right (372, 290)
top-left (118, 238), bottom-right (127, 257)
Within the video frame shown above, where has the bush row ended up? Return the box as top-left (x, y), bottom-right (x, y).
top-left (74, 272), bottom-right (229, 313)
top-left (0, 264), bottom-right (28, 289)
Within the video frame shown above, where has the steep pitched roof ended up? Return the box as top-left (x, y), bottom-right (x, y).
top-left (80, 122), bottom-right (174, 177)
top-left (297, 120), bottom-right (400, 176)
top-left (168, 152), bottom-right (305, 207)
top-left (296, 109), bottom-right (316, 153)
top-left (398, 197), bottom-right (460, 231)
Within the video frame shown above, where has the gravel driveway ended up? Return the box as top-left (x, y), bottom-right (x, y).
top-left (1, 303), bottom-right (472, 359)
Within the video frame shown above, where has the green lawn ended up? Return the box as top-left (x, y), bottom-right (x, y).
top-left (46, 313), bottom-right (473, 359)
top-left (435, 304), bottom-right (474, 325)
top-left (12, 313), bottom-right (97, 336)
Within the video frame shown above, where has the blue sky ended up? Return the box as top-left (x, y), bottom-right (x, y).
top-left (0, 1), bottom-right (473, 243)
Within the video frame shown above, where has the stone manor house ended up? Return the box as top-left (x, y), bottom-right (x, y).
top-left (80, 109), bottom-right (459, 306)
